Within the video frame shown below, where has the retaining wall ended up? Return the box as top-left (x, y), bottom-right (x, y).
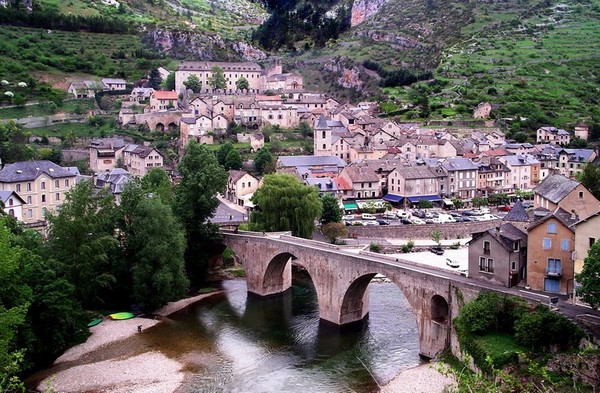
top-left (346, 220), bottom-right (502, 240)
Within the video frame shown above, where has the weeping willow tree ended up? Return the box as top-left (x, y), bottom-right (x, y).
top-left (249, 173), bottom-right (322, 238)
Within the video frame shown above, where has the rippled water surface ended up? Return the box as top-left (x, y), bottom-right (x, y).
top-left (143, 278), bottom-right (422, 393)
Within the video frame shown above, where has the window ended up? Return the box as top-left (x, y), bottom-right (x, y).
top-left (547, 222), bottom-right (557, 234)
top-left (322, 144), bottom-right (326, 149)
top-left (561, 239), bottom-right (569, 251)
top-left (27, 209), bottom-right (32, 218)
top-left (55, 180), bottom-right (59, 188)
top-left (55, 193), bottom-right (60, 201)
top-left (513, 241), bottom-right (519, 251)
top-left (487, 258), bottom-right (494, 273)
top-left (26, 183), bottom-right (31, 191)
top-left (511, 261), bottom-right (516, 271)
top-left (547, 258), bottom-right (562, 275)
top-left (26, 196), bottom-right (31, 204)
top-left (8, 198), bottom-right (13, 206)
top-left (543, 238), bottom-right (552, 249)
top-left (16, 184), bottom-right (21, 192)
top-left (322, 131), bottom-right (326, 139)
top-left (590, 238), bottom-right (596, 249)
top-left (579, 191), bottom-right (584, 199)
top-left (41, 181), bottom-right (46, 190)
top-left (479, 257), bottom-right (494, 273)
top-left (483, 241), bottom-right (490, 255)
top-left (41, 194), bottom-right (47, 203)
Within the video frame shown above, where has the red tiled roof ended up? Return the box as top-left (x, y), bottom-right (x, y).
top-left (483, 149), bottom-right (510, 157)
top-left (335, 177), bottom-right (351, 190)
top-left (154, 91), bottom-right (178, 100)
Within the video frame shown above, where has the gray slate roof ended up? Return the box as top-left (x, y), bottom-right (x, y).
top-left (0, 190), bottom-right (25, 204)
top-left (533, 173), bottom-right (579, 203)
top-left (0, 160), bottom-right (75, 182)
top-left (278, 155), bottom-right (346, 169)
top-left (503, 200), bottom-right (530, 222)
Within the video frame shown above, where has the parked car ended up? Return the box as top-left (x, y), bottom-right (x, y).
top-left (383, 211), bottom-right (397, 219)
top-left (498, 205), bottom-right (512, 212)
top-left (412, 210), bottom-right (426, 218)
top-left (400, 218), bottom-right (413, 225)
top-left (361, 213), bottom-right (376, 220)
top-left (429, 246), bottom-right (444, 255)
top-left (461, 216), bottom-right (476, 222)
top-left (522, 202), bottom-right (533, 209)
top-left (446, 258), bottom-right (460, 268)
top-left (410, 217), bottom-right (426, 225)
top-left (462, 210), bottom-right (475, 216)
top-left (342, 215), bottom-right (356, 221)
top-left (449, 212), bottom-right (462, 218)
top-left (377, 219), bottom-right (390, 225)
top-left (395, 210), bottom-right (410, 219)
top-left (437, 213), bottom-right (456, 223)
top-left (364, 220), bottom-right (379, 226)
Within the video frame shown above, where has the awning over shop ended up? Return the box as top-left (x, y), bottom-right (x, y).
top-left (442, 198), bottom-right (454, 206)
top-left (407, 195), bottom-right (442, 203)
top-left (383, 194), bottom-right (404, 203)
top-left (343, 201), bottom-right (358, 210)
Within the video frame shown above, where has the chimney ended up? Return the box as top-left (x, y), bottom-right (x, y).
top-left (571, 209), bottom-right (578, 221)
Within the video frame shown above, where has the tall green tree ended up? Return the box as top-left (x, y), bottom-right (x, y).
top-left (208, 66), bottom-right (227, 91)
top-left (249, 173), bottom-right (322, 238)
top-left (235, 76), bottom-right (249, 91)
top-left (46, 181), bottom-right (118, 308)
top-left (254, 148), bottom-right (273, 175)
top-left (217, 141), bottom-right (234, 167)
top-left (576, 241), bottom-right (600, 309)
top-left (163, 72), bottom-right (176, 91)
top-left (577, 163), bottom-right (600, 201)
top-left (0, 120), bottom-right (31, 163)
top-left (126, 198), bottom-right (188, 310)
top-left (174, 141), bottom-right (228, 284)
top-left (141, 168), bottom-right (174, 206)
top-left (320, 194), bottom-right (342, 224)
top-left (147, 68), bottom-right (162, 90)
top-left (225, 149), bottom-right (243, 170)
top-left (183, 74), bottom-right (202, 93)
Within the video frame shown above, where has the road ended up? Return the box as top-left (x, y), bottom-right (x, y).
top-left (212, 198), bottom-right (248, 223)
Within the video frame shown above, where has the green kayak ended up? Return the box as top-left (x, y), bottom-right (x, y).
top-left (108, 312), bottom-right (135, 320)
top-left (87, 318), bottom-right (103, 327)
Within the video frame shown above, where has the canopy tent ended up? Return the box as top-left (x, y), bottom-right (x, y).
top-left (407, 195), bottom-right (442, 203)
top-left (343, 201), bottom-right (358, 211)
top-left (383, 194), bottom-right (403, 203)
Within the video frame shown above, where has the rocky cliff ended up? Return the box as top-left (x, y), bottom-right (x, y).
top-left (350, 0), bottom-right (388, 26)
top-left (142, 29), bottom-right (266, 61)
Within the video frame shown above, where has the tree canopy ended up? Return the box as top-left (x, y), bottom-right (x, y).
top-left (225, 149), bottom-right (243, 170)
top-left (254, 148), bottom-right (274, 175)
top-left (577, 163), bottom-right (600, 201)
top-left (163, 72), bottom-right (175, 91)
top-left (249, 173), bottom-right (322, 238)
top-left (183, 74), bottom-right (202, 93)
top-left (147, 68), bottom-right (162, 90)
top-left (235, 76), bottom-right (249, 91)
top-left (174, 141), bottom-right (228, 284)
top-left (208, 66), bottom-right (227, 91)
top-left (320, 194), bottom-right (342, 224)
top-left (576, 240), bottom-right (600, 309)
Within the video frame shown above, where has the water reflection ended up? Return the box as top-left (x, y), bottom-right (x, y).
top-left (164, 277), bottom-right (421, 393)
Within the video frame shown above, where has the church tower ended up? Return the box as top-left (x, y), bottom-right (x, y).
top-left (314, 115), bottom-right (332, 156)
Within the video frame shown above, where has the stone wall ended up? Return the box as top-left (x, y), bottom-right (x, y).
top-left (347, 220), bottom-right (502, 240)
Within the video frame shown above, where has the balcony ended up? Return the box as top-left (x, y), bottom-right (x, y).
top-left (546, 267), bottom-right (562, 277)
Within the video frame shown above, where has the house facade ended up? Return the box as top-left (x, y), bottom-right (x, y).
top-left (121, 145), bottom-right (164, 176)
top-left (0, 190), bottom-right (25, 221)
top-left (468, 223), bottom-right (527, 287)
top-left (0, 160), bottom-right (76, 224)
top-left (536, 126), bottom-right (571, 145)
top-left (526, 208), bottom-right (577, 294)
top-left (337, 165), bottom-right (380, 199)
top-left (175, 61), bottom-right (263, 94)
top-left (572, 211), bottom-right (600, 274)
top-left (533, 173), bottom-right (600, 219)
top-left (226, 170), bottom-right (259, 207)
top-left (101, 78), bottom-right (127, 91)
top-left (149, 91), bottom-right (178, 112)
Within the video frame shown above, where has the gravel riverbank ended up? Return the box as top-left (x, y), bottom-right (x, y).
top-left (38, 289), bottom-right (455, 392)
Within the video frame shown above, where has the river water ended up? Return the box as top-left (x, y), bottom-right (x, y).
top-left (143, 277), bottom-right (422, 393)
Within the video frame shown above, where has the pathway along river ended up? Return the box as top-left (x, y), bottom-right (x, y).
top-left (37, 275), bottom-right (424, 392)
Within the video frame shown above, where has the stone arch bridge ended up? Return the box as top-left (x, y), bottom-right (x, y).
top-left (220, 231), bottom-right (485, 359)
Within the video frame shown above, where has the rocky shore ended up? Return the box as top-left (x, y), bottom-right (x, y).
top-left (37, 290), bottom-right (455, 392)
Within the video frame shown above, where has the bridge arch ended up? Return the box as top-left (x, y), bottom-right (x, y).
top-left (261, 251), bottom-right (296, 296)
top-left (155, 122), bottom-right (165, 132)
top-left (340, 273), bottom-right (377, 324)
top-left (431, 295), bottom-right (449, 324)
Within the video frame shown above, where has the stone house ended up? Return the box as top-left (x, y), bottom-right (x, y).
top-left (306, 177), bottom-right (338, 197)
top-left (260, 104), bottom-right (299, 128)
top-left (468, 223), bottom-right (527, 287)
top-left (441, 157), bottom-right (478, 200)
top-left (277, 155), bottom-right (346, 179)
top-left (475, 157), bottom-right (512, 196)
top-left (250, 133), bottom-right (265, 151)
top-left (130, 87), bottom-right (154, 102)
top-left (95, 168), bottom-right (131, 205)
top-left (175, 61), bottom-right (263, 94)
top-left (0, 160), bottom-right (76, 225)
top-left (264, 73), bottom-right (303, 91)
top-left (121, 144), bottom-right (164, 177)
top-left (67, 80), bottom-right (99, 99)
top-left (149, 90), bottom-right (178, 112)
top-left (574, 122), bottom-right (589, 140)
top-left (526, 208), bottom-right (577, 294)
top-left (0, 190), bottom-right (25, 221)
top-left (179, 117), bottom-right (214, 148)
top-left (498, 154), bottom-right (540, 191)
top-left (572, 211), bottom-right (600, 274)
top-left (385, 166), bottom-right (440, 208)
top-left (189, 97), bottom-right (211, 117)
top-left (337, 164), bottom-right (380, 200)
top-left (89, 137), bottom-right (126, 173)
top-left (536, 126), bottom-right (571, 146)
top-left (533, 173), bottom-right (600, 219)
top-left (473, 102), bottom-right (492, 119)
top-left (226, 170), bottom-right (259, 207)
top-left (101, 78), bottom-right (127, 91)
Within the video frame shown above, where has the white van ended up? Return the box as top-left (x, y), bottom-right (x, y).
top-left (361, 213), bottom-right (376, 220)
top-left (437, 213), bottom-right (456, 223)
top-left (396, 210), bottom-right (410, 219)
top-left (383, 211), bottom-right (396, 219)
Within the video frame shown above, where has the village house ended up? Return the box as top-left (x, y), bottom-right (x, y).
top-left (226, 170), bottom-right (259, 208)
top-left (175, 61), bottom-right (264, 94)
top-left (0, 190), bottom-right (25, 221)
top-left (0, 160), bottom-right (76, 225)
top-left (130, 87), bottom-right (154, 102)
top-left (121, 144), bottom-right (164, 177)
top-left (67, 80), bottom-right (100, 99)
top-left (305, 177), bottom-right (339, 197)
top-left (574, 122), bottom-right (589, 140)
top-left (277, 155), bottom-right (346, 179)
top-left (149, 90), bottom-right (178, 112)
top-left (572, 211), bottom-right (600, 274)
top-left (468, 223), bottom-right (527, 287)
top-left (475, 157), bottom-right (512, 196)
top-left (101, 78), bottom-right (127, 91)
top-left (526, 208), bottom-right (577, 294)
top-left (533, 173), bottom-right (600, 219)
top-left (250, 133), bottom-right (264, 151)
top-left (89, 138), bottom-right (126, 173)
top-left (440, 157), bottom-right (478, 200)
top-left (498, 154), bottom-right (540, 191)
top-left (94, 168), bottom-right (131, 205)
top-left (536, 126), bottom-right (571, 146)
top-left (385, 166), bottom-right (441, 208)
top-left (336, 164), bottom-right (380, 200)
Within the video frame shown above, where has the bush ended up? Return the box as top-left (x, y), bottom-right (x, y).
top-left (401, 240), bottom-right (415, 253)
top-left (449, 241), bottom-right (461, 250)
top-left (369, 243), bottom-right (382, 253)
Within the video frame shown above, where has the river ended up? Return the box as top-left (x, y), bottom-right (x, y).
top-left (143, 276), bottom-right (422, 392)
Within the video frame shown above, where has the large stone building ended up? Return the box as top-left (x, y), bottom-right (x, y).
top-left (0, 160), bottom-right (77, 225)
